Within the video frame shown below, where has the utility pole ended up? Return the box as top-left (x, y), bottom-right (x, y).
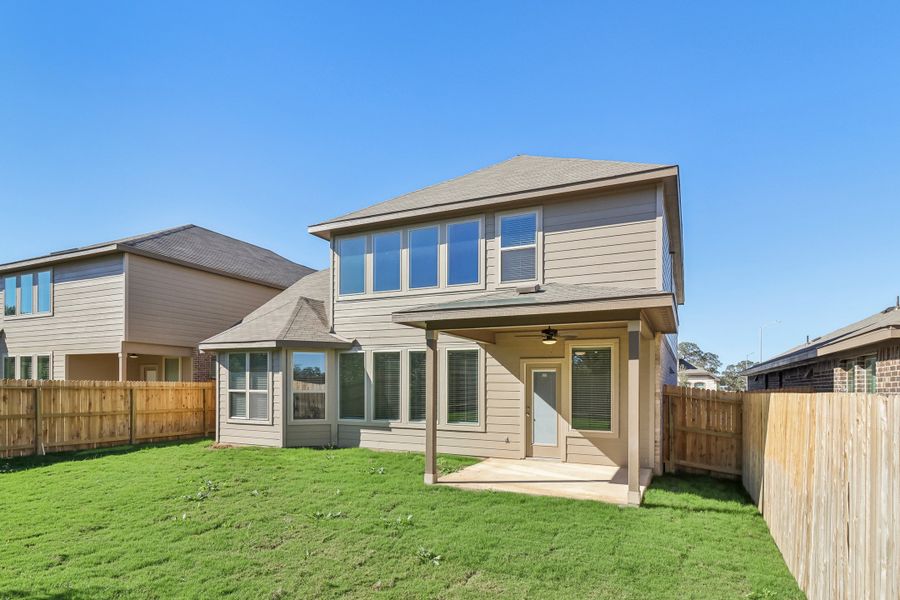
top-left (759, 320), bottom-right (781, 362)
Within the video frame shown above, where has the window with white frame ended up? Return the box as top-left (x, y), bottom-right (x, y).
top-left (372, 351), bottom-right (400, 421)
top-left (339, 352), bottom-right (365, 419)
top-left (408, 350), bottom-right (426, 422)
top-left (446, 349), bottom-right (479, 424)
top-left (571, 346), bottom-right (614, 432)
top-left (292, 351), bottom-right (326, 420)
top-left (446, 220), bottom-right (480, 286)
top-left (498, 211), bottom-right (538, 283)
top-left (228, 352), bottom-right (270, 420)
top-left (338, 236), bottom-right (366, 295)
top-left (373, 231), bottom-right (402, 292)
top-left (2, 270), bottom-right (52, 317)
top-left (20, 356), bottom-right (33, 380)
top-left (408, 226), bottom-right (439, 289)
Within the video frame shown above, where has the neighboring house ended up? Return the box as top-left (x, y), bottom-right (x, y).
top-left (0, 225), bottom-right (312, 382)
top-left (201, 155), bottom-right (684, 504)
top-left (678, 358), bottom-right (718, 390)
top-left (743, 302), bottom-right (900, 393)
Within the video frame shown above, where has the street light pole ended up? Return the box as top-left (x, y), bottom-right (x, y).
top-left (759, 321), bottom-right (781, 362)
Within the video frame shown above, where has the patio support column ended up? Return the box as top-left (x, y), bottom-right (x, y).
top-left (424, 329), bottom-right (439, 484)
top-left (627, 320), bottom-right (642, 506)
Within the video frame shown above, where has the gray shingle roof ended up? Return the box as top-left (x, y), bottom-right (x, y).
top-left (395, 282), bottom-right (664, 315)
top-left (0, 225), bottom-right (313, 289)
top-left (312, 155), bottom-right (672, 227)
top-left (744, 304), bottom-right (900, 375)
top-left (200, 269), bottom-right (351, 348)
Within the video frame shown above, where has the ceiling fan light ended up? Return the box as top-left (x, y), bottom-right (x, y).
top-left (541, 337), bottom-right (557, 345)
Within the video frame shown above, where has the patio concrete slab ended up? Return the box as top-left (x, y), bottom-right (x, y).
top-left (438, 458), bottom-right (653, 504)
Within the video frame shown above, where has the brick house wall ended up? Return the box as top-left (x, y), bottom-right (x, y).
top-left (748, 342), bottom-right (900, 393)
top-left (191, 349), bottom-right (217, 382)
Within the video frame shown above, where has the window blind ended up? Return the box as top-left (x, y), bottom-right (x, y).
top-left (571, 348), bottom-right (612, 431)
top-left (409, 351), bottom-right (426, 421)
top-left (447, 350), bottom-right (478, 424)
top-left (500, 213), bottom-right (537, 282)
top-left (373, 352), bottom-right (400, 420)
top-left (340, 353), bottom-right (365, 419)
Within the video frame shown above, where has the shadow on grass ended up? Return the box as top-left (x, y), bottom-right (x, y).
top-left (0, 439), bottom-right (210, 474)
top-left (0, 590), bottom-right (103, 600)
top-left (642, 474), bottom-right (758, 514)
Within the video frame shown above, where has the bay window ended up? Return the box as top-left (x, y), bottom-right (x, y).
top-left (373, 352), bottom-right (400, 420)
top-left (446, 220), bottom-right (480, 286)
top-left (571, 347), bottom-right (614, 432)
top-left (339, 352), bottom-right (365, 419)
top-left (338, 236), bottom-right (366, 295)
top-left (373, 231), bottom-right (401, 292)
top-left (447, 349), bottom-right (479, 424)
top-left (499, 211), bottom-right (538, 283)
top-left (292, 351), bottom-right (327, 420)
top-left (408, 226), bottom-right (439, 289)
top-left (228, 352), bottom-right (270, 421)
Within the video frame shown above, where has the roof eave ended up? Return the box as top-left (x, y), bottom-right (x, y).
top-left (200, 338), bottom-right (353, 351)
top-left (308, 166), bottom-right (679, 240)
top-left (0, 244), bottom-right (121, 275)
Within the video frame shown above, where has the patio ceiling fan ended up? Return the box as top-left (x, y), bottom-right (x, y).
top-left (514, 327), bottom-right (578, 345)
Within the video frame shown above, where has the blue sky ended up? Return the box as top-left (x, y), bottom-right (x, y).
top-left (1, 2), bottom-right (898, 367)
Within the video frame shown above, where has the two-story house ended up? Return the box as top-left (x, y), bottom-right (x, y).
top-left (201, 155), bottom-right (684, 504)
top-left (0, 225), bottom-right (312, 382)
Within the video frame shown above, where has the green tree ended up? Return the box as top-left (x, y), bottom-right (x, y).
top-left (677, 341), bottom-right (722, 375)
top-left (719, 360), bottom-right (756, 391)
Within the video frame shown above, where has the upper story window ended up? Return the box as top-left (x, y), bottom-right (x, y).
top-left (338, 236), bottom-right (366, 295)
top-left (446, 220), bottom-right (480, 286)
top-left (373, 231), bottom-right (402, 292)
top-left (408, 226), bottom-right (439, 289)
top-left (3, 270), bottom-right (52, 317)
top-left (498, 210), bottom-right (538, 284)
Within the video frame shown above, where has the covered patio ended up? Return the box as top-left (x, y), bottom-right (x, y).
top-left (392, 282), bottom-right (678, 506)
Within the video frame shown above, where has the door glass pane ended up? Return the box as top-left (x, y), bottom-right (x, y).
top-left (571, 348), bottom-right (612, 431)
top-left (339, 236), bottom-right (366, 295)
top-left (409, 227), bottom-right (438, 288)
top-left (339, 353), bottom-right (365, 419)
top-left (229, 392), bottom-right (247, 418)
top-left (408, 351), bottom-right (426, 421)
top-left (447, 221), bottom-right (479, 285)
top-left (373, 352), bottom-right (400, 420)
top-left (19, 273), bottom-right (33, 314)
top-left (248, 353), bottom-right (268, 390)
top-left (447, 350), bottom-right (478, 424)
top-left (293, 352), bottom-right (326, 420)
top-left (164, 358), bottom-right (180, 382)
top-left (532, 371), bottom-right (557, 445)
top-left (373, 232), bottom-right (401, 292)
top-left (20, 356), bottom-right (33, 380)
top-left (37, 356), bottom-right (51, 380)
top-left (228, 354), bottom-right (247, 390)
top-left (37, 270), bottom-right (52, 313)
top-left (4, 276), bottom-right (16, 316)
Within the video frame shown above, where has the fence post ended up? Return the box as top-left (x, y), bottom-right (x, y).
top-left (129, 387), bottom-right (136, 445)
top-left (33, 386), bottom-right (42, 456)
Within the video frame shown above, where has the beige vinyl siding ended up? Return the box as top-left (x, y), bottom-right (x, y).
top-left (216, 350), bottom-right (283, 447)
top-left (0, 255), bottom-right (125, 378)
top-left (660, 201), bottom-right (674, 293)
top-left (126, 254), bottom-right (283, 348)
top-left (543, 187), bottom-right (659, 289)
top-left (284, 424), bottom-right (332, 447)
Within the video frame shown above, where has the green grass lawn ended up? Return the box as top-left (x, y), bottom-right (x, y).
top-left (0, 441), bottom-right (801, 599)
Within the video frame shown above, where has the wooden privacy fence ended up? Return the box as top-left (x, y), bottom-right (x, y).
top-left (0, 380), bottom-right (216, 458)
top-left (662, 384), bottom-right (744, 477)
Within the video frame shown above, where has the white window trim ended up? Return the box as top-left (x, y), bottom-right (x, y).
top-left (407, 225), bottom-right (441, 292)
top-left (163, 356), bottom-right (182, 382)
top-left (226, 351), bottom-right (273, 424)
top-left (372, 229), bottom-right (405, 294)
top-left (288, 349), bottom-right (329, 424)
top-left (337, 349), bottom-right (367, 422)
top-left (2, 268), bottom-right (54, 320)
top-left (370, 349), bottom-right (403, 423)
top-left (495, 207), bottom-right (542, 287)
top-left (441, 346), bottom-right (486, 431)
top-left (335, 235), bottom-right (368, 298)
top-left (565, 338), bottom-right (620, 438)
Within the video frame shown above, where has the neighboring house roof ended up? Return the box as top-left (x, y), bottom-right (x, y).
top-left (0, 225), bottom-right (313, 289)
top-left (743, 304), bottom-right (900, 376)
top-left (678, 358), bottom-right (717, 379)
top-left (308, 154), bottom-right (684, 304)
top-left (392, 282), bottom-right (678, 334)
top-left (199, 269), bottom-right (352, 350)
